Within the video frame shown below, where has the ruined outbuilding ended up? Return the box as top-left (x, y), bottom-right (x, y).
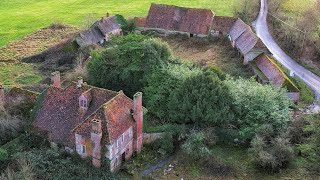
top-left (211, 16), bottom-right (237, 35)
top-left (228, 18), bottom-right (269, 64)
top-left (76, 15), bottom-right (122, 47)
top-left (250, 54), bottom-right (300, 102)
top-left (34, 72), bottom-right (144, 172)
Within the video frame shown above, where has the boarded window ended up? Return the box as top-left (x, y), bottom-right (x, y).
top-left (81, 144), bottom-right (86, 154)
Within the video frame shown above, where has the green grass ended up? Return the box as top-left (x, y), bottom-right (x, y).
top-left (282, 0), bottom-right (316, 14)
top-left (0, 0), bottom-right (235, 47)
top-left (0, 62), bottom-right (42, 87)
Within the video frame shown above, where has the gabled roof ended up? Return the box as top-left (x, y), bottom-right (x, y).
top-left (253, 54), bottom-right (286, 87)
top-left (75, 16), bottom-right (122, 47)
top-left (235, 27), bottom-right (259, 55)
top-left (145, 3), bottom-right (214, 35)
top-left (73, 92), bottom-right (135, 144)
top-left (212, 16), bottom-right (237, 34)
top-left (228, 18), bottom-right (248, 41)
top-left (34, 82), bottom-right (120, 146)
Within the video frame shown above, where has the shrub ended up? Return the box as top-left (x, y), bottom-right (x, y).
top-left (249, 135), bottom-right (294, 172)
top-left (87, 35), bottom-right (173, 96)
top-left (225, 78), bottom-right (292, 141)
top-left (0, 111), bottom-right (23, 145)
top-left (298, 113), bottom-right (320, 173)
top-left (182, 131), bottom-right (211, 160)
top-left (151, 133), bottom-right (174, 154)
top-left (144, 63), bottom-right (201, 121)
top-left (0, 148), bottom-right (8, 161)
top-left (168, 71), bottom-right (234, 126)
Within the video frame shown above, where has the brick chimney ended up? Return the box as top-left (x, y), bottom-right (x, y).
top-left (77, 77), bottom-right (83, 88)
top-left (133, 92), bottom-right (143, 153)
top-left (106, 12), bottom-right (110, 17)
top-left (51, 71), bottom-right (61, 88)
top-left (0, 85), bottom-right (4, 111)
top-left (91, 119), bottom-right (102, 168)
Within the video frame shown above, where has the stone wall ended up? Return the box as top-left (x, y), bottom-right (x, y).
top-left (143, 133), bottom-right (164, 144)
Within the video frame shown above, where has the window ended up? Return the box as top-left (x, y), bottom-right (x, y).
top-left (116, 139), bottom-right (119, 148)
top-left (121, 134), bottom-right (124, 142)
top-left (80, 99), bottom-right (88, 108)
top-left (81, 144), bottom-right (86, 154)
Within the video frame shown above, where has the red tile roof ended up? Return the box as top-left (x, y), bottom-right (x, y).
top-left (212, 16), bottom-right (237, 34)
top-left (235, 27), bottom-right (259, 55)
top-left (254, 54), bottom-right (285, 87)
top-left (145, 4), bottom-right (214, 35)
top-left (33, 82), bottom-right (128, 146)
top-left (228, 18), bottom-right (248, 41)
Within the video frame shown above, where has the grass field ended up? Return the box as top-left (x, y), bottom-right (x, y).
top-left (282, 0), bottom-right (316, 14)
top-left (0, 0), bottom-right (235, 47)
top-left (0, 62), bottom-right (42, 87)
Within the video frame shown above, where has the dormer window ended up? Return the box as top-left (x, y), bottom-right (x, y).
top-left (80, 99), bottom-right (87, 108)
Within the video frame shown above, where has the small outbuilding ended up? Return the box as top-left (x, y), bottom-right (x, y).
top-left (76, 15), bottom-right (122, 47)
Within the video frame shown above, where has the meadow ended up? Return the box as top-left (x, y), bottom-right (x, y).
top-left (0, 0), bottom-right (235, 47)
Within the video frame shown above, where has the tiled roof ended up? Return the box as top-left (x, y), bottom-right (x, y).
top-left (254, 54), bottom-right (285, 87)
top-left (72, 92), bottom-right (135, 144)
top-left (34, 82), bottom-right (119, 146)
top-left (228, 18), bottom-right (248, 41)
top-left (212, 16), bottom-right (237, 34)
top-left (235, 27), bottom-right (259, 55)
top-left (145, 3), bottom-right (214, 35)
top-left (76, 16), bottom-right (121, 47)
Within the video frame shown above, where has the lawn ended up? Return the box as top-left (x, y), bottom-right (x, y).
top-left (0, 62), bottom-right (42, 87)
top-left (0, 0), bottom-right (235, 47)
top-left (282, 0), bottom-right (316, 14)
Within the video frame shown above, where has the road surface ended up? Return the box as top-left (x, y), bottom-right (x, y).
top-left (254, 0), bottom-right (320, 101)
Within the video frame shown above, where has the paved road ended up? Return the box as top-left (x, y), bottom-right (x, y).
top-left (254, 0), bottom-right (320, 101)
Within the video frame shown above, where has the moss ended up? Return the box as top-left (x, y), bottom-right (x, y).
top-left (30, 88), bottom-right (48, 122)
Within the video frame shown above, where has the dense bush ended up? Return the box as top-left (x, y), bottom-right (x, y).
top-left (144, 63), bottom-right (201, 121)
top-left (182, 131), bottom-right (211, 160)
top-left (0, 148), bottom-right (8, 161)
top-left (87, 34), bottom-right (173, 96)
top-left (150, 133), bottom-right (175, 154)
top-left (168, 71), bottom-right (234, 126)
top-left (249, 135), bottom-right (294, 172)
top-left (298, 113), bottom-right (320, 173)
top-left (1, 149), bottom-right (119, 180)
top-left (225, 78), bottom-right (292, 141)
top-left (0, 111), bottom-right (23, 145)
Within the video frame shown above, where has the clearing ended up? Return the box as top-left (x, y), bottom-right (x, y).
top-left (163, 37), bottom-right (254, 78)
top-left (0, 0), bottom-right (235, 47)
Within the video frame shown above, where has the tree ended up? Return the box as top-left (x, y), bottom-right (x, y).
top-left (144, 63), bottom-right (201, 122)
top-left (225, 78), bottom-right (292, 141)
top-left (87, 34), bottom-right (173, 96)
top-left (168, 71), bottom-right (234, 126)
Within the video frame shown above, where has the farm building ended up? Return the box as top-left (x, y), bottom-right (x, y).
top-left (33, 72), bottom-right (144, 172)
top-left (228, 18), bottom-right (269, 64)
top-left (76, 15), bottom-right (122, 47)
top-left (135, 3), bottom-right (214, 37)
top-left (249, 54), bottom-right (300, 102)
top-left (211, 16), bottom-right (237, 35)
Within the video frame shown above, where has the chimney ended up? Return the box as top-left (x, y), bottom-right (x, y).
top-left (106, 12), bottom-right (110, 17)
top-left (51, 71), bottom-right (61, 88)
top-left (133, 92), bottom-right (143, 153)
top-left (101, 17), bottom-right (104, 22)
top-left (0, 85), bottom-right (4, 110)
top-left (77, 77), bottom-right (83, 88)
